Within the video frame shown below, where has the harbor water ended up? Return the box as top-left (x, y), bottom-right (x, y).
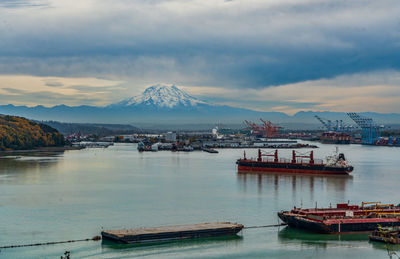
top-left (0, 143), bottom-right (399, 258)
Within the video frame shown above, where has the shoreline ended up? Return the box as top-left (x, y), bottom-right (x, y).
top-left (0, 146), bottom-right (84, 155)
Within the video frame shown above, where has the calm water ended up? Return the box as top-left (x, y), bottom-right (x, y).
top-left (0, 143), bottom-right (399, 258)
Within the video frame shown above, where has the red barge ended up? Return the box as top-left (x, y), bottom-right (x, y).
top-left (236, 149), bottom-right (353, 175)
top-left (278, 202), bottom-right (400, 234)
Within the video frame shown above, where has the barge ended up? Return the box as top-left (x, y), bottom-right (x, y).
top-left (286, 216), bottom-right (400, 234)
top-left (101, 222), bottom-right (243, 244)
top-left (236, 149), bottom-right (353, 175)
top-left (278, 202), bottom-right (400, 234)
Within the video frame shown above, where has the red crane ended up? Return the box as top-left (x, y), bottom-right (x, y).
top-left (260, 118), bottom-right (282, 138)
top-left (244, 119), bottom-right (281, 138)
top-left (244, 120), bottom-right (264, 136)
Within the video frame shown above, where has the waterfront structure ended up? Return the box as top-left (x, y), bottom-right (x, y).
top-left (165, 132), bottom-right (177, 142)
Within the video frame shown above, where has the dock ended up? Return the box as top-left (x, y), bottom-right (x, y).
top-left (101, 222), bottom-right (243, 244)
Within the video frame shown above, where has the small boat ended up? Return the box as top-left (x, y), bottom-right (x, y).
top-left (203, 148), bottom-right (218, 153)
top-left (137, 142), bottom-right (157, 152)
top-left (369, 226), bottom-right (400, 244)
top-left (236, 149), bottom-right (353, 175)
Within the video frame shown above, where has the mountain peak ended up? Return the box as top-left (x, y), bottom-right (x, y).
top-left (113, 84), bottom-right (207, 108)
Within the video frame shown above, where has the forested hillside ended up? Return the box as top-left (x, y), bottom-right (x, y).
top-left (0, 115), bottom-right (65, 150)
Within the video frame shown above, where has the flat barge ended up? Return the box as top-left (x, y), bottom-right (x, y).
top-left (278, 202), bottom-right (400, 234)
top-left (101, 222), bottom-right (243, 244)
top-left (236, 149), bottom-right (353, 175)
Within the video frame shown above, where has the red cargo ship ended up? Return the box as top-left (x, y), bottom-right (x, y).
top-left (278, 202), bottom-right (400, 234)
top-left (236, 149), bottom-right (353, 175)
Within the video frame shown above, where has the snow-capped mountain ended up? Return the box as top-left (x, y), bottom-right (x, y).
top-left (0, 84), bottom-right (291, 124)
top-left (2, 84), bottom-right (398, 126)
top-left (113, 84), bottom-right (207, 108)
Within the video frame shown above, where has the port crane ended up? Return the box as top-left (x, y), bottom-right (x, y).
top-left (244, 119), bottom-right (281, 138)
top-left (314, 115), bottom-right (352, 132)
top-left (347, 112), bottom-right (381, 144)
top-left (314, 115), bottom-right (334, 131)
top-left (260, 118), bottom-right (282, 137)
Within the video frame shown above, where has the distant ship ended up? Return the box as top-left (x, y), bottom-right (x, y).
top-left (320, 132), bottom-right (351, 144)
top-left (236, 149), bottom-right (353, 175)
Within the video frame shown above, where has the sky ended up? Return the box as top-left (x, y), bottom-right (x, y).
top-left (0, 0), bottom-right (399, 114)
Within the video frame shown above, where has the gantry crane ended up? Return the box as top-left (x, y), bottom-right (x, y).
top-left (314, 115), bottom-right (334, 131)
top-left (314, 115), bottom-right (352, 132)
top-left (347, 112), bottom-right (381, 144)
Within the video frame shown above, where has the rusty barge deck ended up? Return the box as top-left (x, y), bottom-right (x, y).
top-left (278, 202), bottom-right (400, 234)
top-left (101, 222), bottom-right (244, 244)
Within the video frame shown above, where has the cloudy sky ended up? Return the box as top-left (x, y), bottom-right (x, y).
top-left (0, 0), bottom-right (399, 114)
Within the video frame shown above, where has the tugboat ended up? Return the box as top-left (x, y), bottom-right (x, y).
top-left (236, 149), bottom-right (353, 175)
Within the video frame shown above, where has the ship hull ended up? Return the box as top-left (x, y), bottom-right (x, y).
top-left (101, 223), bottom-right (244, 244)
top-left (278, 208), bottom-right (400, 234)
top-left (320, 139), bottom-right (350, 144)
top-left (289, 217), bottom-right (400, 234)
top-left (237, 160), bottom-right (352, 175)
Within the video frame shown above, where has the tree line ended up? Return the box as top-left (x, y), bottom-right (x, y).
top-left (0, 115), bottom-right (65, 150)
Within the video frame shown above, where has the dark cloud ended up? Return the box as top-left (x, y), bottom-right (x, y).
top-left (0, 91), bottom-right (103, 106)
top-left (0, 0), bottom-right (49, 8)
top-left (67, 85), bottom-right (113, 92)
top-left (2, 88), bottom-right (27, 94)
top-left (0, 0), bottom-right (399, 88)
top-left (45, 81), bottom-right (64, 87)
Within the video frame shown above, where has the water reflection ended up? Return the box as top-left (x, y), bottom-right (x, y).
top-left (277, 227), bottom-right (368, 248)
top-left (237, 172), bottom-right (353, 198)
top-left (0, 150), bottom-right (66, 158)
top-left (101, 235), bottom-right (243, 255)
top-left (0, 153), bottom-right (61, 183)
top-left (369, 240), bottom-right (400, 251)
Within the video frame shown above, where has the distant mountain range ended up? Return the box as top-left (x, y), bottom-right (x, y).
top-left (0, 84), bottom-right (400, 129)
